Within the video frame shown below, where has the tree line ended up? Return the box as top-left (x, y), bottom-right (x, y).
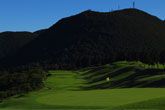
top-left (0, 66), bottom-right (47, 101)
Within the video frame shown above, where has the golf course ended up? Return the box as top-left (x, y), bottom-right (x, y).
top-left (0, 2), bottom-right (165, 109)
top-left (1, 62), bottom-right (165, 110)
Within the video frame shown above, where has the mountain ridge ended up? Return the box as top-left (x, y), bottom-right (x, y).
top-left (0, 8), bottom-right (165, 69)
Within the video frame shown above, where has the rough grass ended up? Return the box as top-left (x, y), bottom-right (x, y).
top-left (114, 97), bottom-right (165, 110)
top-left (79, 61), bottom-right (165, 89)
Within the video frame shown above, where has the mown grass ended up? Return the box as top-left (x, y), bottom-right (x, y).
top-left (37, 88), bottom-right (165, 109)
top-left (1, 62), bottom-right (165, 110)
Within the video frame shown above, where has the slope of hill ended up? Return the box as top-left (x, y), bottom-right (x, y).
top-left (78, 61), bottom-right (165, 89)
top-left (1, 8), bottom-right (165, 69)
top-left (0, 32), bottom-right (37, 59)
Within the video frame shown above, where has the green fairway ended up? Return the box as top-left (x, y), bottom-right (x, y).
top-left (1, 70), bottom-right (165, 110)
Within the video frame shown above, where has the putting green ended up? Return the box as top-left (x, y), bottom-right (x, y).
top-left (37, 89), bottom-right (165, 108)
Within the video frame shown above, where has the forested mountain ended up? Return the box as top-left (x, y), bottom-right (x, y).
top-left (1, 8), bottom-right (165, 69)
top-left (0, 29), bottom-right (47, 60)
top-left (0, 32), bottom-right (37, 59)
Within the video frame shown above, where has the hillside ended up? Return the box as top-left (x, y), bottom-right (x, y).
top-left (0, 32), bottom-right (36, 59)
top-left (0, 29), bottom-right (47, 66)
top-left (79, 61), bottom-right (165, 89)
top-left (1, 8), bottom-right (165, 69)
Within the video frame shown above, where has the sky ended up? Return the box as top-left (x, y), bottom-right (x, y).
top-left (0, 0), bottom-right (164, 32)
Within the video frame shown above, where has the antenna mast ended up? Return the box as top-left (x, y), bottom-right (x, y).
top-left (118, 5), bottom-right (120, 10)
top-left (133, 1), bottom-right (135, 8)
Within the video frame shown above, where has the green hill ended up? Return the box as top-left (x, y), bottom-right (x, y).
top-left (79, 61), bottom-right (165, 89)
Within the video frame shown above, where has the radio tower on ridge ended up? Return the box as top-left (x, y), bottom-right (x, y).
top-left (133, 1), bottom-right (135, 8)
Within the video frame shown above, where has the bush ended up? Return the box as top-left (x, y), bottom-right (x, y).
top-left (0, 67), bottom-right (47, 100)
